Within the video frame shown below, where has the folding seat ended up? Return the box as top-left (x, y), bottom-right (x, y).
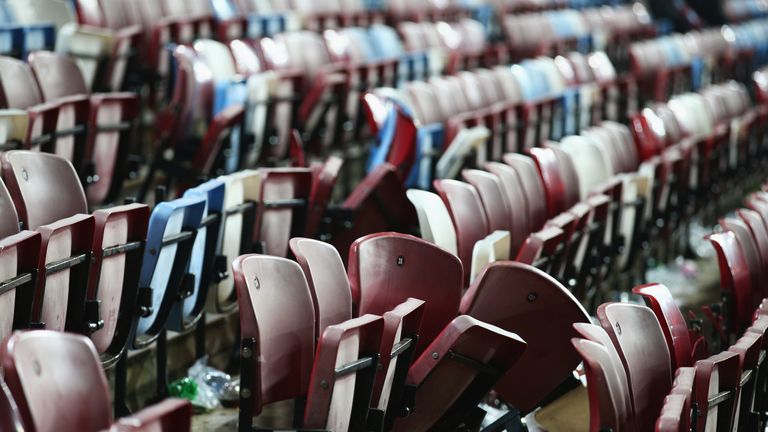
top-left (461, 169), bottom-right (521, 249)
top-left (694, 350), bottom-right (742, 431)
top-left (709, 231), bottom-right (761, 334)
top-left (503, 153), bottom-right (547, 231)
top-left (515, 225), bottom-right (566, 277)
top-left (207, 170), bottom-right (259, 313)
top-left (632, 283), bottom-right (697, 369)
top-left (132, 195), bottom-right (205, 347)
top-left (232, 254), bottom-right (385, 431)
top-left (348, 232), bottom-right (463, 357)
top-left (460, 262), bottom-right (589, 415)
top-left (259, 31), bottom-right (348, 157)
top-left (1, 331), bottom-right (192, 432)
top-left (656, 368), bottom-right (695, 432)
top-left (0, 2), bottom-right (55, 61)
top-left (587, 51), bottom-right (636, 122)
top-left (141, 45), bottom-right (245, 199)
top-left (391, 315), bottom-right (527, 431)
top-left (328, 164), bottom-right (419, 259)
top-left (26, 52), bottom-right (140, 204)
top-left (0, 151), bottom-right (150, 364)
top-left (527, 146), bottom-right (568, 218)
top-left (433, 179), bottom-right (492, 284)
top-left (572, 323), bottom-right (634, 431)
top-left (721, 217), bottom-right (767, 299)
top-left (0, 56), bottom-right (90, 176)
top-left (558, 135), bottom-right (611, 200)
top-left (406, 189), bottom-right (458, 255)
top-left (485, 161), bottom-right (531, 239)
top-left (727, 331), bottom-right (763, 429)
top-left (289, 237), bottom-right (425, 429)
top-left (0, 181), bottom-right (40, 344)
top-left (305, 156), bottom-right (343, 238)
top-left (572, 339), bottom-right (631, 431)
top-left (737, 208), bottom-right (768, 278)
top-left (597, 303), bottom-right (672, 431)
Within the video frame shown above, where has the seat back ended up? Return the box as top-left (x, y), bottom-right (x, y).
top-left (406, 189), bottom-right (458, 255)
top-left (485, 162), bottom-right (530, 253)
top-left (304, 314), bottom-right (384, 431)
top-left (632, 283), bottom-right (693, 369)
top-left (232, 254), bottom-right (316, 414)
top-left (28, 51), bottom-right (89, 100)
top-left (737, 208), bottom-right (768, 281)
top-left (391, 315), bottom-right (527, 431)
top-left (503, 153), bottom-right (547, 231)
top-left (722, 217), bottom-right (767, 300)
top-left (134, 196), bottom-right (205, 347)
top-left (433, 179), bottom-right (489, 284)
top-left (1, 331), bottom-right (112, 432)
top-left (709, 231), bottom-right (757, 331)
top-left (572, 339), bottom-right (632, 432)
top-left (460, 261), bottom-right (589, 411)
top-left (289, 237), bottom-right (353, 338)
top-left (305, 156), bottom-right (343, 238)
top-left (254, 168), bottom-right (313, 257)
top-left (0, 150), bottom-right (87, 230)
top-left (597, 303), bottom-right (672, 431)
top-left (348, 232), bottom-right (462, 356)
top-left (0, 56), bottom-right (44, 109)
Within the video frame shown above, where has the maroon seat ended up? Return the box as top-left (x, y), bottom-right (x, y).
top-left (1, 331), bottom-right (191, 432)
top-left (305, 156), bottom-right (343, 238)
top-left (503, 153), bottom-right (547, 231)
top-left (1, 151), bottom-right (149, 362)
top-left (544, 142), bottom-right (580, 210)
top-left (737, 208), bottom-right (768, 279)
top-left (572, 323), bottom-right (635, 431)
top-left (460, 262), bottom-right (590, 412)
top-left (572, 338), bottom-right (632, 431)
top-left (709, 231), bottom-right (758, 332)
top-left (27, 51), bottom-right (139, 204)
top-left (694, 351), bottom-right (742, 431)
top-left (656, 367), bottom-right (695, 432)
top-left (485, 161), bottom-right (531, 254)
top-left (433, 179), bottom-right (490, 283)
top-left (232, 254), bottom-right (384, 431)
top-left (727, 331), bottom-right (763, 429)
top-left (391, 315), bottom-right (527, 432)
top-left (289, 237), bottom-right (353, 337)
top-left (254, 168), bottom-right (313, 257)
top-left (463, 169), bottom-right (524, 253)
top-left (328, 164), bottom-right (419, 262)
top-left (348, 232), bottom-right (463, 356)
top-left (527, 147), bottom-right (566, 218)
top-left (0, 180), bottom-right (40, 346)
top-left (516, 225), bottom-right (566, 276)
top-left (597, 303), bottom-right (672, 431)
top-left (289, 237), bottom-right (424, 429)
top-left (632, 283), bottom-right (695, 369)
top-left (721, 217), bottom-right (767, 299)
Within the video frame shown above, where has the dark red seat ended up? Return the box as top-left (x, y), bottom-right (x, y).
top-left (721, 217), bottom-right (767, 299)
top-left (709, 231), bottom-right (759, 333)
top-left (655, 367), bottom-right (695, 432)
top-left (632, 283), bottom-right (695, 369)
top-left (485, 161), bottom-right (531, 253)
top-left (328, 164), bottom-right (419, 259)
top-left (433, 179), bottom-right (490, 283)
top-left (1, 151), bottom-right (149, 363)
top-left (232, 254), bottom-right (384, 431)
top-left (597, 303), bottom-right (672, 431)
top-left (391, 315), bottom-right (527, 432)
top-left (694, 351), bottom-right (742, 431)
top-left (1, 331), bottom-right (192, 432)
top-left (305, 156), bottom-right (343, 238)
top-left (527, 146), bottom-right (567, 218)
top-left (0, 180), bottom-right (40, 343)
top-left (348, 232), bottom-right (463, 356)
top-left (0, 375), bottom-right (22, 432)
top-left (737, 208), bottom-right (768, 280)
top-left (503, 153), bottom-right (547, 231)
top-left (460, 261), bottom-right (590, 412)
top-left (253, 168), bottom-right (313, 257)
top-left (516, 225), bottom-right (566, 277)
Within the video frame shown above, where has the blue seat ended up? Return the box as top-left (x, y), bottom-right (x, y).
top-left (133, 196), bottom-right (206, 347)
top-left (0, 3), bottom-right (54, 60)
top-left (247, 13), bottom-right (289, 39)
top-left (166, 180), bottom-right (227, 332)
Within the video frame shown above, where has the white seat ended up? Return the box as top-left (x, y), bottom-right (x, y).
top-left (470, 230), bottom-right (511, 283)
top-left (0, 110), bottom-right (28, 146)
top-left (436, 126), bottom-right (490, 180)
top-left (559, 135), bottom-right (611, 200)
top-left (406, 189), bottom-right (458, 256)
